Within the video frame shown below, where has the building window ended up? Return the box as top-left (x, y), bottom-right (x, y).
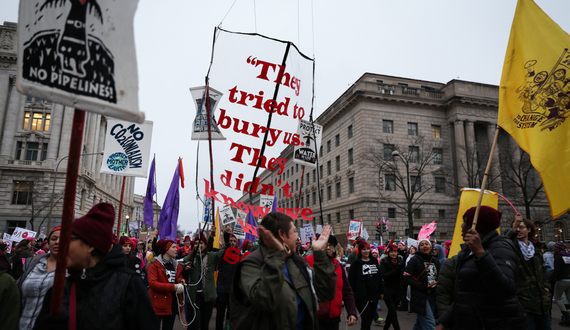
top-left (296, 164), bottom-right (299, 173)
top-left (409, 146), bottom-right (419, 163)
top-left (336, 182), bottom-right (341, 198)
top-left (327, 214), bottom-right (331, 224)
top-left (388, 208), bottom-right (396, 218)
top-left (307, 173), bottom-right (310, 184)
top-left (335, 134), bottom-right (340, 147)
top-left (336, 156), bottom-right (340, 172)
top-left (435, 177), bottom-right (446, 193)
top-left (385, 174), bottom-right (396, 191)
top-left (327, 140), bottom-right (331, 153)
top-left (349, 177), bottom-right (354, 194)
top-left (313, 169), bottom-right (316, 183)
top-left (336, 212), bottom-right (341, 224)
top-left (408, 122), bottom-right (418, 136)
top-left (19, 142), bottom-right (48, 162)
top-left (348, 148), bottom-right (354, 165)
top-left (411, 175), bottom-right (421, 192)
top-left (319, 166), bottom-right (323, 179)
top-left (384, 144), bottom-right (395, 161)
top-left (7, 221), bottom-right (27, 235)
top-left (327, 161), bottom-right (331, 175)
top-left (349, 209), bottom-right (354, 220)
top-left (413, 209), bottom-right (422, 219)
top-left (383, 120), bottom-right (393, 134)
top-left (348, 125), bottom-right (353, 138)
top-left (555, 221), bottom-right (566, 241)
top-left (439, 210), bottom-right (446, 220)
top-left (327, 186), bottom-right (332, 200)
top-left (23, 111), bottom-right (51, 131)
top-left (12, 181), bottom-right (33, 205)
top-left (300, 196), bottom-right (304, 208)
top-left (80, 189), bottom-right (86, 211)
top-left (433, 148), bottom-right (443, 165)
top-left (295, 179), bottom-right (298, 191)
top-left (431, 125), bottom-right (441, 138)
top-left (306, 194), bottom-right (310, 207)
top-left (313, 192), bottom-right (316, 205)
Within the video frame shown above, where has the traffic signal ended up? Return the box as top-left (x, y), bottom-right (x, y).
top-left (382, 223), bottom-right (387, 231)
top-left (376, 222), bottom-right (382, 233)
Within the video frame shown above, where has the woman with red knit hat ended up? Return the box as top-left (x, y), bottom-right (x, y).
top-left (348, 240), bottom-right (385, 330)
top-left (34, 203), bottom-right (159, 330)
top-left (148, 238), bottom-right (185, 330)
top-left (381, 243), bottom-right (404, 330)
top-left (119, 236), bottom-right (143, 277)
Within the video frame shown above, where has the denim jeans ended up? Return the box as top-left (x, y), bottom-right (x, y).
top-left (412, 298), bottom-right (436, 330)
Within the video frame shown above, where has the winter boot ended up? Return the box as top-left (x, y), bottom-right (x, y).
top-left (560, 311), bottom-right (570, 327)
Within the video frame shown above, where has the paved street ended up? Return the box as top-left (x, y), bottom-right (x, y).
top-left (173, 299), bottom-right (569, 329)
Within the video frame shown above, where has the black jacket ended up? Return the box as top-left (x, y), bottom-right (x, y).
top-left (438, 231), bottom-right (529, 330)
top-left (403, 250), bottom-right (439, 316)
top-left (381, 256), bottom-right (403, 298)
top-left (34, 244), bottom-right (158, 330)
top-left (348, 257), bottom-right (384, 301)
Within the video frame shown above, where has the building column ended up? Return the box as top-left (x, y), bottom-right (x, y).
top-left (454, 120), bottom-right (468, 189)
top-left (57, 106), bottom-right (76, 160)
top-left (0, 74), bottom-right (11, 143)
top-left (46, 104), bottom-right (64, 164)
top-left (0, 75), bottom-right (22, 160)
top-left (84, 112), bottom-right (98, 170)
top-left (465, 121), bottom-right (477, 166)
top-left (487, 123), bottom-right (503, 193)
top-left (95, 118), bottom-right (106, 181)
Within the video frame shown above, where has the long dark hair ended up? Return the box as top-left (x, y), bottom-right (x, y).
top-left (15, 239), bottom-right (31, 254)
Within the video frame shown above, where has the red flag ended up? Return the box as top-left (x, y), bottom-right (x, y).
top-left (179, 158), bottom-right (185, 188)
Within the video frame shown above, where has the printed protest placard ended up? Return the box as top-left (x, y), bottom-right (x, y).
top-left (190, 86), bottom-right (225, 140)
top-left (11, 227), bottom-right (37, 243)
top-left (3, 233), bottom-right (12, 251)
top-left (17, 0), bottom-right (144, 123)
top-left (203, 198), bottom-right (213, 223)
top-left (362, 228), bottom-right (370, 241)
top-left (260, 194), bottom-right (274, 210)
top-left (220, 205), bottom-right (236, 226)
top-left (347, 220), bottom-right (362, 241)
top-left (101, 120), bottom-right (153, 177)
top-left (303, 224), bottom-right (315, 242)
top-left (293, 119), bottom-right (322, 168)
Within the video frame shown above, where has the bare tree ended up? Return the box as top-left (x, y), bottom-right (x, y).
top-left (499, 143), bottom-right (545, 219)
top-left (20, 178), bottom-right (53, 232)
top-left (366, 135), bottom-right (447, 237)
top-left (448, 144), bottom-right (503, 195)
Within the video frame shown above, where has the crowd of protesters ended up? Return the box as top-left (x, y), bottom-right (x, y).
top-left (1, 203), bottom-right (569, 330)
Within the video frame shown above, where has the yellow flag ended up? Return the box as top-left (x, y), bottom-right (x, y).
top-left (449, 189), bottom-right (499, 258)
top-left (498, 0), bottom-right (570, 218)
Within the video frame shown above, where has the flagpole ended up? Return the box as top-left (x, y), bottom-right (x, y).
top-left (471, 126), bottom-right (500, 230)
top-left (153, 154), bottom-right (157, 231)
top-left (50, 108), bottom-right (86, 315)
top-left (295, 166), bottom-right (306, 228)
top-left (116, 176), bottom-right (127, 237)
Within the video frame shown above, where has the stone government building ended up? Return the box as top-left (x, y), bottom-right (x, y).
top-left (240, 72), bottom-right (569, 244)
top-left (0, 21), bottom-right (149, 237)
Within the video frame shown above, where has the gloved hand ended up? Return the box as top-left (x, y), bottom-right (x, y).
top-left (175, 283), bottom-right (184, 294)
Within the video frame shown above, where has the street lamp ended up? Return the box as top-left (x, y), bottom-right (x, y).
top-left (125, 214), bottom-right (130, 235)
top-left (47, 152), bottom-right (103, 232)
top-left (391, 150), bottom-right (414, 238)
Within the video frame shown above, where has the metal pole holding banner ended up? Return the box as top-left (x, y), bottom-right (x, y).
top-left (117, 176), bottom-right (127, 238)
top-left (50, 109), bottom-right (86, 315)
top-left (471, 126), bottom-right (500, 230)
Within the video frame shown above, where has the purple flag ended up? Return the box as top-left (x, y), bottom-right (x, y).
top-left (271, 194), bottom-right (277, 212)
top-left (144, 157), bottom-right (156, 228)
top-left (158, 163), bottom-right (180, 240)
top-left (245, 209), bottom-right (258, 242)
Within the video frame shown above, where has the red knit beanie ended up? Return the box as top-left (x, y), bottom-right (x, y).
top-left (357, 240), bottom-right (369, 257)
top-left (72, 203), bottom-right (115, 255)
top-left (130, 238), bottom-right (138, 250)
top-left (119, 236), bottom-right (132, 246)
top-left (155, 239), bottom-right (175, 255)
top-left (194, 233), bottom-right (207, 245)
top-left (242, 239), bottom-right (251, 251)
top-left (464, 206), bottom-right (502, 234)
top-left (385, 243), bottom-right (398, 253)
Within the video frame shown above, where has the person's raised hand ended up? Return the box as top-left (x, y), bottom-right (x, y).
top-left (258, 225), bottom-right (283, 253)
top-left (312, 225), bottom-right (331, 251)
top-left (513, 213), bottom-right (523, 230)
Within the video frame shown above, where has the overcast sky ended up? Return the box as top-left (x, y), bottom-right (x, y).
top-left (2, 0), bottom-right (569, 234)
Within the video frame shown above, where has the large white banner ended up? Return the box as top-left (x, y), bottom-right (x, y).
top-left (293, 119), bottom-right (323, 168)
top-left (100, 120), bottom-right (153, 177)
top-left (17, 0), bottom-right (144, 123)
